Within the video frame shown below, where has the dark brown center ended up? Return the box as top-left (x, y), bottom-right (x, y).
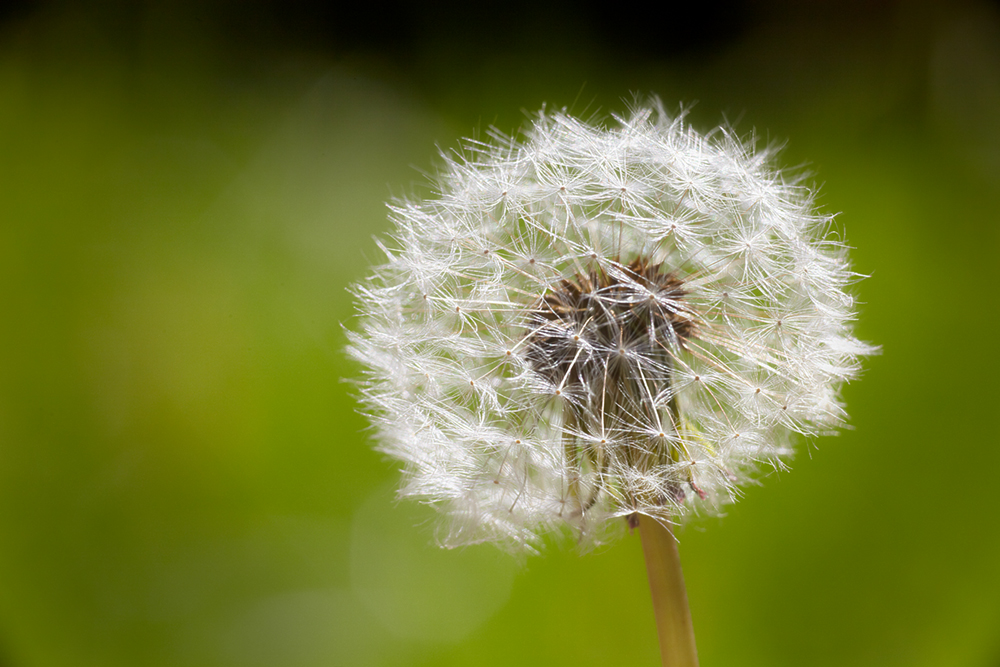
top-left (524, 256), bottom-right (694, 397)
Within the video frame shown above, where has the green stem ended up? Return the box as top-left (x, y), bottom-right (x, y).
top-left (638, 514), bottom-right (699, 667)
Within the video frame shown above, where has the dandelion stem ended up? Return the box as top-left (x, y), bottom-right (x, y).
top-left (638, 514), bottom-right (699, 667)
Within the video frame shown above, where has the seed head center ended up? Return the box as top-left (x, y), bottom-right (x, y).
top-left (524, 256), bottom-right (695, 398)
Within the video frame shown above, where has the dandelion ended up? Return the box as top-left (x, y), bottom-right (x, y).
top-left (348, 101), bottom-right (874, 665)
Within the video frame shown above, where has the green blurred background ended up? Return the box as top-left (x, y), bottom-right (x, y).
top-left (1, 1), bottom-right (998, 665)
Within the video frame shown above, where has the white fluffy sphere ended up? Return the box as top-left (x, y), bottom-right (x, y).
top-left (348, 102), bottom-right (874, 550)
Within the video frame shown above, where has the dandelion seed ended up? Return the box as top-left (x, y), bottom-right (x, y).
top-left (347, 101), bottom-right (875, 553)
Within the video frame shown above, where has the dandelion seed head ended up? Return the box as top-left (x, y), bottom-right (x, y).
top-left (348, 101), bottom-right (875, 551)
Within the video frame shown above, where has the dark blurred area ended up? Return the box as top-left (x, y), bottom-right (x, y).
top-left (6, 0), bottom-right (753, 60)
top-left (1, 1), bottom-right (999, 666)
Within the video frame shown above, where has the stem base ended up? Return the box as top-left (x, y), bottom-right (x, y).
top-left (638, 514), bottom-right (699, 667)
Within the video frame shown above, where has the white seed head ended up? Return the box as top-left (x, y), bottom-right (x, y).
top-left (348, 102), bottom-right (875, 551)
